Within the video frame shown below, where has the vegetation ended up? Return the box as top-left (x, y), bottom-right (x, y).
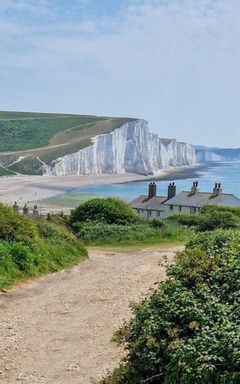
top-left (170, 205), bottom-right (240, 231)
top-left (74, 221), bottom-right (191, 247)
top-left (99, 207), bottom-right (240, 384)
top-left (0, 111), bottom-right (134, 175)
top-left (69, 198), bottom-right (192, 247)
top-left (38, 192), bottom-right (97, 210)
top-left (70, 198), bottom-right (140, 227)
top-left (0, 112), bottom-right (105, 152)
top-left (2, 194), bottom-right (239, 382)
top-left (0, 204), bottom-right (87, 290)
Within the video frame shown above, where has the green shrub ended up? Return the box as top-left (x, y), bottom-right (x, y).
top-left (171, 208), bottom-right (239, 231)
top-left (147, 218), bottom-right (165, 228)
top-left (46, 211), bottom-right (69, 226)
top-left (200, 205), bottom-right (240, 217)
top-left (69, 198), bottom-right (139, 228)
top-left (100, 228), bottom-right (240, 383)
top-left (197, 211), bottom-right (239, 231)
top-left (168, 213), bottom-right (200, 227)
top-left (35, 219), bottom-right (78, 243)
top-left (0, 203), bottom-right (39, 243)
top-left (0, 206), bottom-right (88, 290)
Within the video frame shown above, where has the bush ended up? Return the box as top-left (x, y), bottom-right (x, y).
top-left (35, 219), bottom-right (78, 243)
top-left (0, 203), bottom-right (39, 243)
top-left (147, 218), bottom-right (165, 228)
top-left (168, 213), bottom-right (200, 227)
top-left (69, 198), bottom-right (139, 228)
top-left (100, 229), bottom-right (240, 383)
top-left (0, 206), bottom-right (87, 290)
top-left (171, 208), bottom-right (239, 231)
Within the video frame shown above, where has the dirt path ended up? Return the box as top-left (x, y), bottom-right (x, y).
top-left (0, 246), bottom-right (183, 384)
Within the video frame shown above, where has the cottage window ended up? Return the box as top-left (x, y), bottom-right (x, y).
top-left (170, 205), bottom-right (173, 210)
top-left (147, 210), bottom-right (152, 217)
top-left (157, 211), bottom-right (160, 217)
top-left (179, 206), bottom-right (182, 212)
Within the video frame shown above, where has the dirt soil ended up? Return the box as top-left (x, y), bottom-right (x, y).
top-left (0, 246), bottom-right (183, 384)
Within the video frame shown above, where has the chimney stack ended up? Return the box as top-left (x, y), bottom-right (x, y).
top-left (148, 182), bottom-right (157, 198)
top-left (212, 183), bottom-right (222, 197)
top-left (191, 181), bottom-right (199, 195)
top-left (168, 182), bottom-right (176, 200)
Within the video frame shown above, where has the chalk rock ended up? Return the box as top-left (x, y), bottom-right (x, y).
top-left (46, 120), bottom-right (195, 176)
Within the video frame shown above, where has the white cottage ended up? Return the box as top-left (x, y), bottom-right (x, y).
top-left (130, 181), bottom-right (240, 218)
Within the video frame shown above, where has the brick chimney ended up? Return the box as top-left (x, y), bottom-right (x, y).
top-left (212, 183), bottom-right (222, 197)
top-left (148, 182), bottom-right (157, 198)
top-left (168, 182), bottom-right (176, 200)
top-left (191, 181), bottom-right (199, 195)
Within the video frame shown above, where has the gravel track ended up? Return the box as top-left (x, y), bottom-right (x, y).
top-left (0, 246), bottom-right (183, 384)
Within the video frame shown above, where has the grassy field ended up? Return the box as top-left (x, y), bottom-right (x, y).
top-left (33, 193), bottom-right (99, 212)
top-left (0, 111), bottom-right (135, 175)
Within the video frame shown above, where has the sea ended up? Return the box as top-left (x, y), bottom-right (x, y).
top-left (73, 161), bottom-right (240, 201)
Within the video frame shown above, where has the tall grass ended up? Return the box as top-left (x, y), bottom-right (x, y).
top-left (0, 205), bottom-right (87, 290)
top-left (76, 221), bottom-right (192, 247)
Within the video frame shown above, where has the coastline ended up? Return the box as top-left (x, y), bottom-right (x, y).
top-left (124, 163), bottom-right (212, 183)
top-left (0, 163), bottom-right (209, 209)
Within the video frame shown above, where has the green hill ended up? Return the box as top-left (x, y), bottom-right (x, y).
top-left (0, 111), bottom-right (135, 175)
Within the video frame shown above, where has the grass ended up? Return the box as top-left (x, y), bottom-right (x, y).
top-left (38, 193), bottom-right (99, 209)
top-left (75, 221), bottom-right (193, 248)
top-left (89, 240), bottom-right (185, 253)
top-left (0, 113), bottom-right (105, 152)
top-left (0, 239), bottom-right (88, 290)
top-left (0, 203), bottom-right (88, 290)
top-left (0, 111), bottom-right (135, 175)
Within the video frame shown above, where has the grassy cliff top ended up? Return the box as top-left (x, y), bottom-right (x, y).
top-left (0, 111), bottom-right (135, 153)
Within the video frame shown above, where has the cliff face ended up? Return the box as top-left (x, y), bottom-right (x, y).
top-left (196, 151), bottom-right (224, 163)
top-left (47, 120), bottom-right (195, 176)
top-left (196, 148), bottom-right (240, 163)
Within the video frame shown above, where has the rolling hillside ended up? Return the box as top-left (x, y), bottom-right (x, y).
top-left (0, 111), bottom-right (135, 175)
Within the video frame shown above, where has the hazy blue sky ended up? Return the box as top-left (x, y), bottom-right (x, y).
top-left (1, 0), bottom-right (240, 147)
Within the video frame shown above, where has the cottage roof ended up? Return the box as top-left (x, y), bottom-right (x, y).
top-left (164, 191), bottom-right (240, 208)
top-left (130, 195), bottom-right (166, 211)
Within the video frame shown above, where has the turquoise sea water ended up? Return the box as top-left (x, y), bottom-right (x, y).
top-left (73, 161), bottom-right (240, 201)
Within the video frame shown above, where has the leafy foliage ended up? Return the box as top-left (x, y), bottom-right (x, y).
top-left (170, 205), bottom-right (240, 231)
top-left (0, 204), bottom-right (87, 289)
top-left (70, 198), bottom-right (140, 228)
top-left (100, 216), bottom-right (240, 383)
top-left (0, 203), bottom-right (39, 243)
top-left (75, 221), bottom-right (191, 246)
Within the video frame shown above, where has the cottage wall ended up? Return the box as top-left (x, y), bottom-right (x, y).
top-left (162, 205), bottom-right (192, 218)
top-left (134, 205), bottom-right (196, 219)
top-left (133, 209), bottom-right (162, 219)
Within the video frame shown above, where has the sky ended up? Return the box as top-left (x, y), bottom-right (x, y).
top-left (1, 0), bottom-right (240, 147)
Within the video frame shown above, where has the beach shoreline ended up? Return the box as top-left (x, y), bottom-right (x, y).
top-left (0, 163), bottom-right (209, 209)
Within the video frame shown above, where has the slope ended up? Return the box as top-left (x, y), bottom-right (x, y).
top-left (0, 111), bottom-right (135, 175)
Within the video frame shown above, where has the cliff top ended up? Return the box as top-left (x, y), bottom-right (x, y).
top-left (0, 111), bottom-right (136, 175)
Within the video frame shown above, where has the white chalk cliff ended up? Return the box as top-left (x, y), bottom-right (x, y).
top-left (46, 120), bottom-right (195, 176)
top-left (196, 151), bottom-right (224, 163)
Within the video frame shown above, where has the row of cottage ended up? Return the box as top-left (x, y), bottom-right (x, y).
top-left (130, 181), bottom-right (240, 219)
